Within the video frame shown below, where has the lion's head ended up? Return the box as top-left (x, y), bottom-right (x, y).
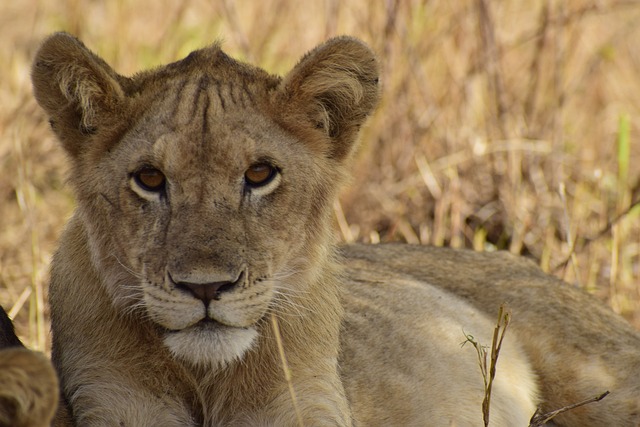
top-left (32, 33), bottom-right (379, 367)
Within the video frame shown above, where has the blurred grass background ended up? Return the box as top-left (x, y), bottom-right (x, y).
top-left (0, 0), bottom-right (639, 351)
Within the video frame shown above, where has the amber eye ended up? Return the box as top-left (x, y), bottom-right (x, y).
top-left (133, 167), bottom-right (166, 192)
top-left (245, 163), bottom-right (277, 188)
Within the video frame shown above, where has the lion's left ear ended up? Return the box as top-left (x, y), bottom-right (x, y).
top-left (278, 36), bottom-right (380, 160)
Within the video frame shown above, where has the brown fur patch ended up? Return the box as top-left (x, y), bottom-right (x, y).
top-left (0, 348), bottom-right (58, 427)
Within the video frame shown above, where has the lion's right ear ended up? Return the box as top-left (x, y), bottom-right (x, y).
top-left (31, 33), bottom-right (126, 157)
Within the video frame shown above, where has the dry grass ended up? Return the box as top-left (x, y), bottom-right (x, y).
top-left (0, 0), bottom-right (639, 351)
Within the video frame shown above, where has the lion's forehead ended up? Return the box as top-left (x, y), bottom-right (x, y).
top-left (148, 129), bottom-right (251, 178)
top-left (123, 83), bottom-right (276, 174)
top-left (122, 86), bottom-right (313, 189)
top-left (138, 57), bottom-right (276, 125)
top-left (161, 76), bottom-right (262, 125)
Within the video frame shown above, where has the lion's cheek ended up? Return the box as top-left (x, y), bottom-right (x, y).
top-left (208, 297), bottom-right (271, 328)
top-left (142, 287), bottom-right (205, 330)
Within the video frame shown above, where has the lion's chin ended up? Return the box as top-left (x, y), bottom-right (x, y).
top-left (163, 321), bottom-right (258, 368)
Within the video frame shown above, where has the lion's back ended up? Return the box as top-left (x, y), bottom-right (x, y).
top-left (338, 253), bottom-right (539, 426)
top-left (340, 243), bottom-right (640, 426)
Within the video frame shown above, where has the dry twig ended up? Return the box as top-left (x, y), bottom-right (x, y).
top-left (528, 391), bottom-right (610, 426)
top-left (463, 303), bottom-right (511, 426)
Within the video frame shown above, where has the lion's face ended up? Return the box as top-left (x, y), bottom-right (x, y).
top-left (32, 34), bottom-right (379, 367)
top-left (95, 82), bottom-right (333, 365)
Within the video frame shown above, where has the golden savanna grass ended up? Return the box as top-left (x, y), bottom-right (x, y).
top-left (0, 0), bottom-right (639, 352)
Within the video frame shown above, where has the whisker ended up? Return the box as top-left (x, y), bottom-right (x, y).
top-left (109, 254), bottom-right (144, 279)
top-left (270, 290), bottom-right (315, 317)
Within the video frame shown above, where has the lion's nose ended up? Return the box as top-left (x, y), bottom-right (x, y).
top-left (171, 271), bottom-right (243, 307)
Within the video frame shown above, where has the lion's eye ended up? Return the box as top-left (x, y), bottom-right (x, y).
top-left (134, 167), bottom-right (166, 192)
top-left (245, 163), bottom-right (277, 187)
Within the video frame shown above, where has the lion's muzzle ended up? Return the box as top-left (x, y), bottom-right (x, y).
top-left (170, 270), bottom-right (244, 307)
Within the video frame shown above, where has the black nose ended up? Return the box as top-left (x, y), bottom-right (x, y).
top-left (173, 272), bottom-right (242, 307)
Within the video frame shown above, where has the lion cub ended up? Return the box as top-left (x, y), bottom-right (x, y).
top-left (17, 32), bottom-right (640, 426)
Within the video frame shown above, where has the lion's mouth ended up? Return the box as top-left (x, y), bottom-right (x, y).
top-left (166, 314), bottom-right (262, 334)
top-left (192, 317), bottom-right (223, 330)
top-left (165, 317), bottom-right (221, 333)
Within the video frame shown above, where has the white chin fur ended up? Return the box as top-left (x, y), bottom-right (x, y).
top-left (163, 323), bottom-right (258, 368)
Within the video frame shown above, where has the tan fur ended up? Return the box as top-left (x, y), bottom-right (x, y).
top-left (0, 348), bottom-right (58, 427)
top-left (14, 32), bottom-right (640, 426)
